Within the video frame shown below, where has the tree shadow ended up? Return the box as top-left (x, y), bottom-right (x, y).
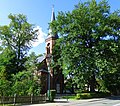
top-left (54, 100), bottom-right (69, 103)
top-left (106, 96), bottom-right (120, 100)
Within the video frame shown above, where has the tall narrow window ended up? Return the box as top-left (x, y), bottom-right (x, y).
top-left (47, 43), bottom-right (50, 54)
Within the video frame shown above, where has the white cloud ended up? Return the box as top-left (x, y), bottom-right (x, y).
top-left (32, 26), bottom-right (47, 47)
top-left (0, 26), bottom-right (47, 48)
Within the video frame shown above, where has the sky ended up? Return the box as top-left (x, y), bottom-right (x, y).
top-left (0, 0), bottom-right (120, 55)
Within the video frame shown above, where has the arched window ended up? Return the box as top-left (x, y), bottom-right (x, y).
top-left (47, 43), bottom-right (50, 54)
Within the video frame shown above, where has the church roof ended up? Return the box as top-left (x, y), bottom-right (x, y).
top-left (37, 55), bottom-right (45, 63)
top-left (47, 6), bottom-right (58, 39)
top-left (51, 6), bottom-right (55, 22)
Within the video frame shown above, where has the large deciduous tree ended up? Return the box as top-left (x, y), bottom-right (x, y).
top-left (0, 14), bottom-right (38, 74)
top-left (50, 0), bottom-right (120, 93)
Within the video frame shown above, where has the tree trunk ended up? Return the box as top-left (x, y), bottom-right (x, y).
top-left (89, 72), bottom-right (96, 92)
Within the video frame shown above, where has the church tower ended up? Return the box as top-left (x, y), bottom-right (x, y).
top-left (45, 7), bottom-right (58, 55)
top-left (45, 7), bottom-right (64, 93)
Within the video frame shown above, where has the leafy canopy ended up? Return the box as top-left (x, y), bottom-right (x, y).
top-left (50, 0), bottom-right (120, 93)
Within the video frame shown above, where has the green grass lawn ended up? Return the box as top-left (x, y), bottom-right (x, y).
top-left (62, 92), bottom-right (111, 100)
top-left (62, 95), bottom-right (76, 99)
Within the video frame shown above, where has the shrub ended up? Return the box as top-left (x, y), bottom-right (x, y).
top-left (76, 92), bottom-right (111, 99)
top-left (76, 93), bottom-right (93, 99)
top-left (62, 95), bottom-right (76, 99)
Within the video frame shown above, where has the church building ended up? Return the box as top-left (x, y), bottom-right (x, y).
top-left (37, 7), bottom-right (64, 94)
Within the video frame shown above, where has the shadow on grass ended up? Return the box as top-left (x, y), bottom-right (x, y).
top-left (0, 104), bottom-right (21, 106)
top-left (44, 99), bottom-right (69, 104)
top-left (54, 100), bottom-right (69, 103)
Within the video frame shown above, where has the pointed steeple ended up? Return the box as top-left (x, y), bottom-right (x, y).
top-left (48, 5), bottom-right (58, 39)
top-left (51, 5), bottom-right (55, 22)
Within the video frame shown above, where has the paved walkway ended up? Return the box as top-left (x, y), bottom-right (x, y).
top-left (23, 96), bottom-right (120, 106)
top-left (23, 99), bottom-right (68, 106)
top-left (23, 98), bottom-right (105, 106)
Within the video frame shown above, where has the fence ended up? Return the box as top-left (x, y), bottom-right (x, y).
top-left (0, 94), bottom-right (46, 104)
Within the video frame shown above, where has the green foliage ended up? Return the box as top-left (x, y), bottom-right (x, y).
top-left (25, 52), bottom-right (38, 72)
top-left (0, 14), bottom-right (38, 73)
top-left (25, 52), bottom-right (42, 72)
top-left (0, 48), bottom-right (17, 79)
top-left (76, 92), bottom-right (111, 99)
top-left (0, 51), bottom-right (43, 96)
top-left (62, 95), bottom-right (76, 99)
top-left (51, 0), bottom-right (120, 94)
top-left (11, 71), bottom-right (31, 95)
top-left (76, 93), bottom-right (93, 99)
top-left (0, 14), bottom-right (42, 96)
top-left (104, 72), bottom-right (120, 95)
top-left (25, 52), bottom-right (43, 95)
top-left (11, 70), bottom-right (41, 96)
top-left (62, 92), bottom-right (110, 100)
top-left (0, 69), bottom-right (11, 96)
